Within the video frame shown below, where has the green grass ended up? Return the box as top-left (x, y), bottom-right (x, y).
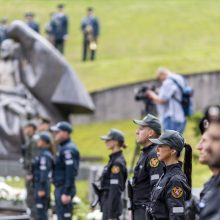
top-left (73, 114), bottom-right (211, 187)
top-left (1, 0), bottom-right (220, 91)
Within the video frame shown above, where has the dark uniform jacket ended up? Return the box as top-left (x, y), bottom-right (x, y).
top-left (132, 144), bottom-right (164, 205)
top-left (33, 149), bottom-right (53, 195)
top-left (26, 21), bottom-right (40, 33)
top-left (51, 13), bottom-right (68, 40)
top-left (199, 172), bottom-right (220, 220)
top-left (100, 150), bottom-right (127, 219)
top-left (81, 16), bottom-right (100, 39)
top-left (149, 163), bottom-right (191, 220)
top-left (53, 139), bottom-right (80, 196)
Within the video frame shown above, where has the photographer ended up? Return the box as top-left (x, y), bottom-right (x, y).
top-left (135, 85), bottom-right (157, 116)
top-left (147, 68), bottom-right (186, 133)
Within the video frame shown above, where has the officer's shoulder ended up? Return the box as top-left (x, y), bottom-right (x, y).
top-left (168, 173), bottom-right (187, 187)
top-left (112, 158), bottom-right (124, 167)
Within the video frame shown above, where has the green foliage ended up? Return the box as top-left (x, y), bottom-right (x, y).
top-left (1, 0), bottom-right (220, 91)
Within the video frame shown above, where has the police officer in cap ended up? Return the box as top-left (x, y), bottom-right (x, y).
top-left (130, 114), bottom-right (164, 220)
top-left (199, 120), bottom-right (220, 219)
top-left (33, 132), bottom-right (53, 220)
top-left (51, 121), bottom-right (80, 220)
top-left (98, 128), bottom-right (127, 220)
top-left (147, 130), bottom-right (192, 220)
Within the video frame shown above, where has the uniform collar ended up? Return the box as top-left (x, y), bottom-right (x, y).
top-left (109, 150), bottom-right (122, 159)
top-left (141, 143), bottom-right (156, 153)
top-left (60, 138), bottom-right (70, 146)
top-left (164, 162), bottom-right (182, 173)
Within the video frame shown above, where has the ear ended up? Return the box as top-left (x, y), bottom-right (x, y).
top-left (148, 129), bottom-right (155, 138)
top-left (171, 149), bottom-right (177, 156)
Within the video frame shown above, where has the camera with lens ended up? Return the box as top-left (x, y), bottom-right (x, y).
top-left (134, 85), bottom-right (157, 116)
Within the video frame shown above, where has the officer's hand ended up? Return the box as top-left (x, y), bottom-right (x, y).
top-left (61, 194), bottom-right (71, 205)
top-left (38, 191), bottom-right (46, 197)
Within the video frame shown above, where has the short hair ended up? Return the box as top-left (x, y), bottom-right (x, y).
top-left (57, 3), bottom-right (64, 9)
top-left (87, 7), bottom-right (94, 12)
top-left (157, 67), bottom-right (170, 77)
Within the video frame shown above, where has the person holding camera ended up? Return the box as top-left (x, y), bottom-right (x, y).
top-left (147, 68), bottom-right (186, 133)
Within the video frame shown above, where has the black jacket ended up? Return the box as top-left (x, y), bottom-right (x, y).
top-left (100, 150), bottom-right (127, 219)
top-left (149, 163), bottom-right (191, 220)
top-left (199, 172), bottom-right (220, 220)
top-left (132, 144), bottom-right (164, 205)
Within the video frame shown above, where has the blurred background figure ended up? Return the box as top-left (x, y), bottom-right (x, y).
top-left (33, 132), bottom-right (53, 220)
top-left (50, 4), bottom-right (68, 54)
top-left (22, 121), bottom-right (38, 220)
top-left (24, 12), bottom-right (40, 33)
top-left (199, 105), bottom-right (220, 134)
top-left (0, 17), bottom-right (8, 45)
top-left (147, 68), bottom-right (187, 133)
top-left (81, 7), bottom-right (100, 61)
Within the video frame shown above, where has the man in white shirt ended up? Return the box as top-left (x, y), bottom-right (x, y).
top-left (147, 67), bottom-right (186, 133)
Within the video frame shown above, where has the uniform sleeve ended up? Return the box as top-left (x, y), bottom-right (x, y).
top-left (159, 80), bottom-right (177, 101)
top-left (108, 162), bottom-right (126, 219)
top-left (165, 177), bottom-right (186, 220)
top-left (63, 149), bottom-right (80, 195)
top-left (146, 156), bottom-right (164, 190)
top-left (38, 156), bottom-right (52, 191)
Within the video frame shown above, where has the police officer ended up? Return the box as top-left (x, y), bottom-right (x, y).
top-left (51, 121), bottom-right (80, 220)
top-left (98, 128), bottom-right (127, 220)
top-left (199, 120), bottom-right (220, 219)
top-left (33, 132), bottom-right (53, 220)
top-left (22, 121), bottom-right (38, 220)
top-left (25, 12), bottom-right (40, 33)
top-left (147, 130), bottom-right (192, 220)
top-left (130, 114), bottom-right (164, 220)
top-left (51, 4), bottom-right (68, 54)
top-left (81, 7), bottom-right (100, 61)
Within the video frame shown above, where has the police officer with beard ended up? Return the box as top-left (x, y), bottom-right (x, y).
top-left (51, 121), bottom-right (80, 220)
top-left (129, 114), bottom-right (164, 220)
top-left (199, 120), bottom-right (220, 219)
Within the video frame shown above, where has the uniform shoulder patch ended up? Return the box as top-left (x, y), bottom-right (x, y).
top-left (149, 158), bottom-right (159, 168)
top-left (40, 157), bottom-right (46, 165)
top-left (111, 165), bottom-right (120, 174)
top-left (64, 151), bottom-right (72, 159)
top-left (171, 186), bottom-right (183, 199)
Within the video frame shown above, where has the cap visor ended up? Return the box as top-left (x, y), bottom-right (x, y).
top-left (133, 119), bottom-right (147, 126)
top-left (149, 138), bottom-right (164, 145)
top-left (100, 135), bottom-right (111, 140)
top-left (50, 126), bottom-right (60, 132)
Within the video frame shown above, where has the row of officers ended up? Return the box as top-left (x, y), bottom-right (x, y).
top-left (95, 113), bottom-right (220, 220)
top-left (22, 110), bottom-right (220, 220)
top-left (22, 120), bottom-right (80, 220)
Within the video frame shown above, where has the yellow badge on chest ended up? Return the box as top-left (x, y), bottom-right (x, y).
top-left (149, 158), bottom-right (159, 168)
top-left (111, 165), bottom-right (120, 174)
top-left (171, 186), bottom-right (183, 199)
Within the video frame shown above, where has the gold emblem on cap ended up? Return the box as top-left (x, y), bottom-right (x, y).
top-left (171, 186), bottom-right (183, 199)
top-left (149, 158), bottom-right (159, 168)
top-left (111, 165), bottom-right (120, 174)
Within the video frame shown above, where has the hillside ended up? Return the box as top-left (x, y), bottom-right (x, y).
top-left (2, 0), bottom-right (220, 91)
